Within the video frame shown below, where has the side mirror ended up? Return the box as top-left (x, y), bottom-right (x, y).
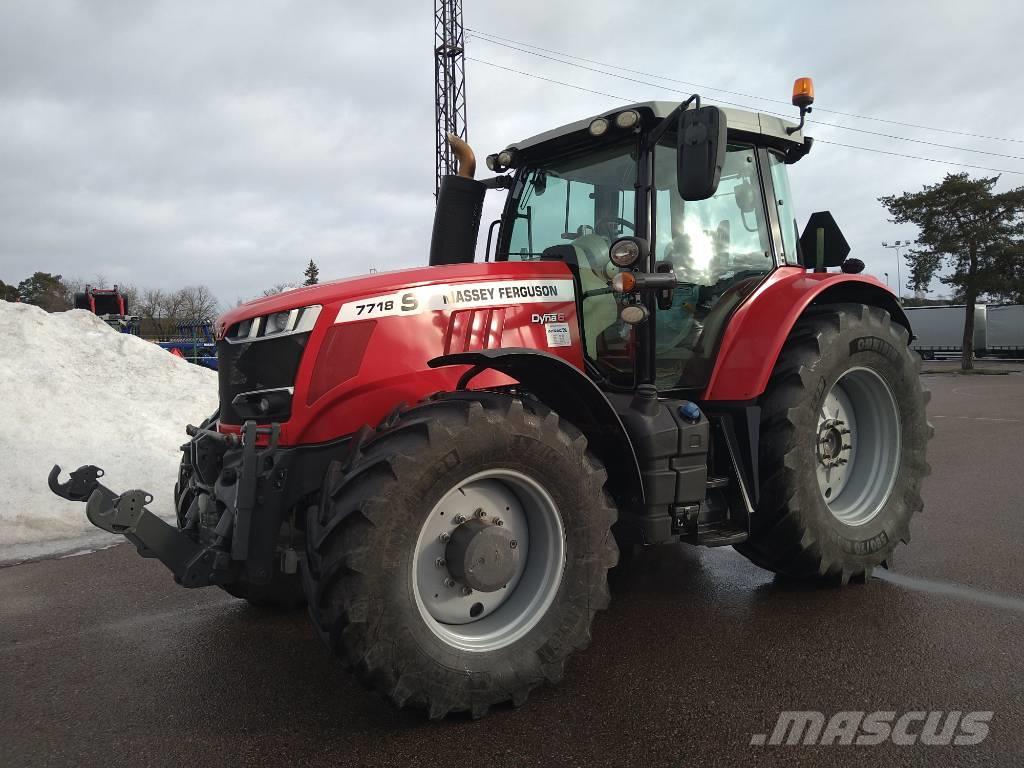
top-left (799, 211), bottom-right (850, 272)
top-left (677, 106), bottom-right (727, 201)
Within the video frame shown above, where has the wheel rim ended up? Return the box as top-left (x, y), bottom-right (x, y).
top-left (815, 366), bottom-right (901, 526)
top-left (411, 469), bottom-right (566, 652)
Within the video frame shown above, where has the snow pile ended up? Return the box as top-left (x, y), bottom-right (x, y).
top-left (0, 301), bottom-right (218, 562)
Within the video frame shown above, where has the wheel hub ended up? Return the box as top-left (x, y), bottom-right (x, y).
top-left (445, 518), bottom-right (519, 592)
top-left (411, 469), bottom-right (565, 652)
top-left (816, 418), bottom-right (850, 467)
top-left (815, 367), bottom-right (901, 526)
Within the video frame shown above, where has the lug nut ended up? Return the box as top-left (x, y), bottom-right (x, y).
top-left (509, 539), bottom-right (518, 549)
top-left (461, 586), bottom-right (473, 596)
top-left (494, 518), bottom-right (504, 526)
top-left (453, 514), bottom-right (466, 525)
top-left (438, 532), bottom-right (450, 544)
top-left (435, 557), bottom-right (446, 568)
top-left (443, 577), bottom-right (456, 588)
top-left (474, 508), bottom-right (486, 519)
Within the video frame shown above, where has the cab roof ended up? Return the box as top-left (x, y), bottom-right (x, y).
top-left (504, 100), bottom-right (806, 153)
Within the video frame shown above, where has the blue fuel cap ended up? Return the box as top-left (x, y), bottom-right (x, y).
top-left (679, 402), bottom-right (701, 423)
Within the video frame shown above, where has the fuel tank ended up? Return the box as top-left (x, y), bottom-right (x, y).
top-left (214, 261), bottom-right (584, 445)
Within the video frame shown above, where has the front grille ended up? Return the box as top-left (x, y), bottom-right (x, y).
top-left (217, 333), bottom-right (309, 424)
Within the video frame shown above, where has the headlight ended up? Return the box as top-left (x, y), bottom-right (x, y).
top-left (225, 305), bottom-right (322, 343)
top-left (620, 304), bottom-right (649, 324)
top-left (588, 117), bottom-right (609, 137)
top-left (609, 239), bottom-right (641, 268)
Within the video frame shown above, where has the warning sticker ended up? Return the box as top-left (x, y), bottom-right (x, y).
top-left (335, 279), bottom-right (575, 323)
top-left (544, 322), bottom-right (572, 348)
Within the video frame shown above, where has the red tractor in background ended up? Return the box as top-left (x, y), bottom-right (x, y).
top-left (51, 80), bottom-right (930, 718)
top-left (73, 284), bottom-right (130, 317)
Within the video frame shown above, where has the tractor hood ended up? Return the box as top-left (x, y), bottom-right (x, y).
top-left (215, 261), bottom-right (574, 338)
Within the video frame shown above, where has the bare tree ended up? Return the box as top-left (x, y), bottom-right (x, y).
top-left (136, 287), bottom-right (165, 320)
top-left (117, 282), bottom-right (139, 313)
top-left (176, 285), bottom-right (220, 321)
top-left (60, 276), bottom-right (85, 307)
top-left (262, 283), bottom-right (291, 297)
top-left (134, 287), bottom-right (172, 337)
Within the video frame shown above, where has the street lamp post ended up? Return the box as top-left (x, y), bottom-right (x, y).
top-left (881, 240), bottom-right (915, 303)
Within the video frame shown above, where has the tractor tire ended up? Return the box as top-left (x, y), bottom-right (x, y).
top-left (735, 303), bottom-right (931, 584)
top-left (303, 394), bottom-right (618, 719)
top-left (174, 420), bottom-right (305, 611)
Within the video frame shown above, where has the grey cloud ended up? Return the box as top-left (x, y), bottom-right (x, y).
top-left (1, 0), bottom-right (1022, 304)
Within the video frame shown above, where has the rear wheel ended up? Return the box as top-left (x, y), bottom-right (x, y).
top-left (735, 303), bottom-right (932, 583)
top-left (303, 394), bottom-right (617, 718)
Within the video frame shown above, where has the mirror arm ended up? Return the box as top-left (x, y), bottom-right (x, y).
top-left (480, 175), bottom-right (514, 190)
top-left (646, 94), bottom-right (701, 149)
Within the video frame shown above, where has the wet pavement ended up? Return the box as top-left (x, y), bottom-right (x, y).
top-left (2, 371), bottom-right (1022, 767)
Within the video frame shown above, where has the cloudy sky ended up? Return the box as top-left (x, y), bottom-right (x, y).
top-left (2, 0), bottom-right (1022, 307)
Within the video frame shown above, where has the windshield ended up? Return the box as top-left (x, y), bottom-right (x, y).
top-left (506, 141), bottom-right (639, 385)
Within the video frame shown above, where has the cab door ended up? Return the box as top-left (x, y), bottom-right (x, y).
top-left (650, 140), bottom-right (778, 392)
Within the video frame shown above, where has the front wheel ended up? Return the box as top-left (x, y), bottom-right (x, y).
top-left (735, 304), bottom-right (932, 583)
top-left (303, 394), bottom-right (618, 718)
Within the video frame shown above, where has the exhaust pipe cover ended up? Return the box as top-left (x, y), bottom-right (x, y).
top-left (430, 174), bottom-right (487, 266)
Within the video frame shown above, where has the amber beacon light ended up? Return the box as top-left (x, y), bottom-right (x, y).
top-left (792, 77), bottom-right (815, 108)
top-left (787, 77), bottom-right (815, 134)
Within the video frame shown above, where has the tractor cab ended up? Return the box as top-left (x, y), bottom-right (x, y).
top-left (488, 99), bottom-right (813, 396)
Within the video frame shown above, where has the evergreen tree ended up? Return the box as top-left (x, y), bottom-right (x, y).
top-left (303, 259), bottom-right (320, 286)
top-left (16, 272), bottom-right (69, 312)
top-left (880, 174), bottom-right (1024, 369)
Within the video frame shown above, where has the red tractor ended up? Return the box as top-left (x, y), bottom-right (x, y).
top-left (51, 81), bottom-right (930, 718)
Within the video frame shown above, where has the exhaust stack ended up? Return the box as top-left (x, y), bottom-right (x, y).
top-left (430, 133), bottom-right (487, 266)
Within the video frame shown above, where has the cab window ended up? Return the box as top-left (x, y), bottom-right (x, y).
top-left (768, 151), bottom-right (801, 265)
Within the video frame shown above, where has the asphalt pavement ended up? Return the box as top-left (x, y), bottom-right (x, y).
top-left (2, 368), bottom-right (1022, 767)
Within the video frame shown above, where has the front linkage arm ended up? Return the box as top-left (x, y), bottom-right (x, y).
top-left (48, 464), bottom-right (232, 587)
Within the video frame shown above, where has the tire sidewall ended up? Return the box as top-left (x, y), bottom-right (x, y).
top-left (358, 409), bottom-right (606, 684)
top-left (786, 316), bottom-right (926, 566)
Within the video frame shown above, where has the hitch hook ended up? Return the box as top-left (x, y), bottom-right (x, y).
top-left (48, 464), bottom-right (105, 503)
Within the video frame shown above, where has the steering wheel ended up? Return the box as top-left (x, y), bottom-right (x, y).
top-left (596, 217), bottom-right (635, 238)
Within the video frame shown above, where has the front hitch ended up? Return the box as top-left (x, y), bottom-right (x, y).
top-left (48, 464), bottom-right (232, 588)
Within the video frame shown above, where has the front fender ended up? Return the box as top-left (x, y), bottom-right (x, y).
top-left (429, 348), bottom-right (644, 509)
top-left (702, 267), bottom-right (910, 401)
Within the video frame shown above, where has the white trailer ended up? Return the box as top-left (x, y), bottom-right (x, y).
top-left (905, 305), bottom-right (984, 359)
top-left (983, 304), bottom-right (1024, 357)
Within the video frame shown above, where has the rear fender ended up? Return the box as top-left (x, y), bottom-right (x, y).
top-left (702, 268), bottom-right (910, 402)
top-left (429, 348), bottom-right (644, 509)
